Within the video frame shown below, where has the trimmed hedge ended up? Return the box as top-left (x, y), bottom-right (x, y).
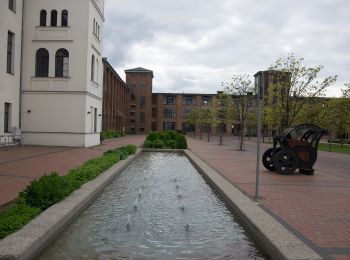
top-left (101, 130), bottom-right (125, 140)
top-left (143, 131), bottom-right (187, 149)
top-left (0, 204), bottom-right (41, 239)
top-left (0, 145), bottom-right (137, 240)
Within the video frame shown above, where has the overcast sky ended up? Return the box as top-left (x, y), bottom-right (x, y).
top-left (103, 0), bottom-right (349, 97)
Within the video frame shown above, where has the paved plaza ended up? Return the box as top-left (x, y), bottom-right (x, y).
top-left (187, 135), bottom-right (350, 260)
top-left (0, 134), bottom-right (349, 259)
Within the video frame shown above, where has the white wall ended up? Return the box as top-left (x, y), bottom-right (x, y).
top-left (20, 0), bottom-right (104, 147)
top-left (0, 0), bottom-right (23, 135)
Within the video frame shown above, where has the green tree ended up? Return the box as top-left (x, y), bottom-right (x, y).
top-left (294, 98), bottom-right (329, 128)
top-left (184, 108), bottom-right (200, 137)
top-left (216, 92), bottom-right (233, 144)
top-left (224, 74), bottom-right (255, 151)
top-left (198, 105), bottom-right (215, 141)
top-left (324, 83), bottom-right (350, 139)
top-left (266, 53), bottom-right (337, 130)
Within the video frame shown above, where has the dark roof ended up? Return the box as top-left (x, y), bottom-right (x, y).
top-left (125, 67), bottom-right (154, 77)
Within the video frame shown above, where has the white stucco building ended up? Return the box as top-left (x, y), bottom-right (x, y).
top-left (0, 0), bottom-right (23, 136)
top-left (1, 0), bottom-right (104, 147)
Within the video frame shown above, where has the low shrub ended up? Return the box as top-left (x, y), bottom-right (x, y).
top-left (117, 144), bottom-right (137, 155)
top-left (19, 172), bottom-right (74, 210)
top-left (0, 203), bottom-right (41, 239)
top-left (101, 130), bottom-right (125, 140)
top-left (0, 144), bottom-right (137, 240)
top-left (143, 131), bottom-right (187, 149)
top-left (175, 134), bottom-right (188, 149)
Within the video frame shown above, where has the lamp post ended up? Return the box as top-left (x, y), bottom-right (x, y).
top-left (203, 101), bottom-right (210, 142)
top-left (255, 72), bottom-right (264, 199)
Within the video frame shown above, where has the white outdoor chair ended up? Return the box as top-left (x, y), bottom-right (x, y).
top-left (11, 127), bottom-right (24, 147)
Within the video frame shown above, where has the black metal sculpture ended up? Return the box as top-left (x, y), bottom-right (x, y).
top-left (262, 124), bottom-right (326, 175)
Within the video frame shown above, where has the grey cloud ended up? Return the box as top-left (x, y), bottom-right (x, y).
top-left (103, 0), bottom-right (350, 96)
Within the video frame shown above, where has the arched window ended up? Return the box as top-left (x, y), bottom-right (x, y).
top-left (35, 48), bottom-right (49, 77)
top-left (51, 10), bottom-right (57, 26)
top-left (40, 10), bottom-right (47, 26)
top-left (97, 25), bottom-right (100, 39)
top-left (55, 48), bottom-right (69, 77)
top-left (91, 55), bottom-right (95, 81)
top-left (61, 10), bottom-right (68, 27)
top-left (93, 19), bottom-right (95, 34)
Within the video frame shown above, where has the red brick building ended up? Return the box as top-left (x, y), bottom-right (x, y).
top-left (102, 58), bottom-right (130, 133)
top-left (125, 67), bottom-right (154, 133)
top-left (124, 67), bottom-right (231, 135)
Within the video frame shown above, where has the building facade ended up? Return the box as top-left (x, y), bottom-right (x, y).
top-left (152, 93), bottom-right (220, 134)
top-left (0, 0), bottom-right (23, 135)
top-left (125, 67), bottom-right (154, 133)
top-left (102, 58), bottom-right (130, 132)
top-left (124, 67), bottom-right (232, 135)
top-left (19, 0), bottom-right (104, 147)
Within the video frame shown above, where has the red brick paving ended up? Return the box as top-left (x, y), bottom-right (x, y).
top-left (188, 135), bottom-right (350, 260)
top-left (0, 135), bottom-right (145, 207)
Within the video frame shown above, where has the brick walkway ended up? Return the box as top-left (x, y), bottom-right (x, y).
top-left (187, 135), bottom-right (350, 260)
top-left (0, 135), bottom-right (145, 208)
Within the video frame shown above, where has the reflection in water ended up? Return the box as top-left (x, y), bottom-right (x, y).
top-left (40, 153), bottom-right (265, 259)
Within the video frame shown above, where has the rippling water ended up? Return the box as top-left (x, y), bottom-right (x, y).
top-left (40, 153), bottom-right (265, 259)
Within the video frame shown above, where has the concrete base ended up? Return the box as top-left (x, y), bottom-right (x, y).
top-left (23, 132), bottom-right (100, 147)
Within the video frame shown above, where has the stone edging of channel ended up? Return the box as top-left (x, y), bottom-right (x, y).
top-left (0, 149), bottom-right (142, 260)
top-left (184, 149), bottom-right (322, 260)
top-left (142, 148), bottom-right (184, 152)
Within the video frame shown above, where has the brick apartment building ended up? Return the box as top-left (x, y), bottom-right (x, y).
top-left (124, 67), bottom-right (230, 135)
top-left (102, 58), bottom-right (130, 132)
top-left (102, 67), bottom-right (293, 136)
top-left (152, 93), bottom-right (220, 134)
top-left (125, 67), bottom-right (154, 133)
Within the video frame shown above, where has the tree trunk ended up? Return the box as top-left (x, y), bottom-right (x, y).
top-left (219, 126), bottom-right (223, 145)
top-left (207, 126), bottom-right (210, 142)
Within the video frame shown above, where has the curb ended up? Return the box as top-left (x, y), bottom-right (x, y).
top-left (142, 148), bottom-right (185, 153)
top-left (0, 149), bottom-right (142, 260)
top-left (184, 149), bottom-right (322, 260)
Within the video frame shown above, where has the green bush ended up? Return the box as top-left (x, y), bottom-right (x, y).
top-left (0, 204), bottom-right (41, 239)
top-left (0, 144), bottom-right (137, 240)
top-left (117, 144), bottom-right (137, 155)
top-left (143, 131), bottom-right (187, 149)
top-left (175, 134), bottom-right (188, 149)
top-left (101, 130), bottom-right (125, 140)
top-left (19, 173), bottom-right (74, 210)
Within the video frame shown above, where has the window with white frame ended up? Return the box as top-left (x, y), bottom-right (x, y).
top-left (55, 48), bottom-right (69, 77)
top-left (7, 31), bottom-right (15, 74)
top-left (51, 10), bottom-right (57, 26)
top-left (35, 48), bottom-right (49, 77)
top-left (61, 10), bottom-right (68, 26)
top-left (40, 10), bottom-right (47, 26)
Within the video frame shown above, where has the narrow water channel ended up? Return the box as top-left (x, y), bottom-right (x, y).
top-left (40, 152), bottom-right (265, 259)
